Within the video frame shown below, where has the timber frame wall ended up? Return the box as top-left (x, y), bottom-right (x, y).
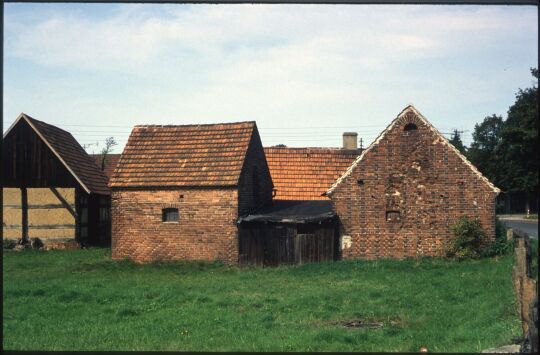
top-left (2, 115), bottom-right (111, 247)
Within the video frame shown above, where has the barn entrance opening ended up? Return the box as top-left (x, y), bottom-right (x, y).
top-left (238, 200), bottom-right (339, 266)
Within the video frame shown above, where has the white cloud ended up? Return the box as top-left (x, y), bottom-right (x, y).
top-left (3, 4), bottom-right (537, 150)
top-left (8, 4), bottom-right (529, 74)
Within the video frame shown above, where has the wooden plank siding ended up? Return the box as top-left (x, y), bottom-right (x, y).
top-left (239, 221), bottom-right (338, 266)
top-left (2, 118), bottom-right (81, 188)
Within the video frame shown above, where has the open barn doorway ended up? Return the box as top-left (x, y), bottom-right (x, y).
top-left (238, 200), bottom-right (339, 266)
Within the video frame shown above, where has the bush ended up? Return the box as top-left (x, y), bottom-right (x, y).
top-left (446, 216), bottom-right (486, 260)
top-left (3, 239), bottom-right (17, 250)
top-left (481, 218), bottom-right (514, 257)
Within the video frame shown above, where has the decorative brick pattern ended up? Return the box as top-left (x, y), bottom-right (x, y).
top-left (264, 147), bottom-right (360, 200)
top-left (329, 106), bottom-right (499, 259)
top-left (112, 188), bottom-right (239, 263)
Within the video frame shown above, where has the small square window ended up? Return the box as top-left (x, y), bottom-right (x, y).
top-left (386, 211), bottom-right (401, 222)
top-left (162, 208), bottom-right (179, 222)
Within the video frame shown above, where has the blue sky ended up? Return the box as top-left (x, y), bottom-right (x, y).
top-left (3, 3), bottom-right (538, 154)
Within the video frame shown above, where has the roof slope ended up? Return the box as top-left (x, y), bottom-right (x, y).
top-left (90, 154), bottom-right (121, 180)
top-left (110, 121), bottom-right (256, 188)
top-left (326, 104), bottom-right (500, 195)
top-left (3, 114), bottom-right (110, 195)
top-left (264, 147), bottom-right (361, 200)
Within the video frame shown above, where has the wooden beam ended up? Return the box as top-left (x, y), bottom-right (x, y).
top-left (21, 187), bottom-right (29, 244)
top-left (50, 187), bottom-right (77, 218)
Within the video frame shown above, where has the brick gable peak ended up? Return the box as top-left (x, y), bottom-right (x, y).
top-left (326, 104), bottom-right (500, 196)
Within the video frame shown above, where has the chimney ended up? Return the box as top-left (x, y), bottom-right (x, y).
top-left (342, 132), bottom-right (358, 150)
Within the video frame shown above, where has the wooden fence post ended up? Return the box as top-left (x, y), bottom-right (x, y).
top-left (512, 230), bottom-right (538, 353)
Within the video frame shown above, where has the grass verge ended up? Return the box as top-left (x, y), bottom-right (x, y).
top-left (3, 248), bottom-right (521, 351)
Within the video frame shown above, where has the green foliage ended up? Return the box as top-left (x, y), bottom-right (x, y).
top-left (467, 68), bottom-right (538, 197)
top-left (448, 129), bottom-right (467, 155)
top-left (481, 218), bottom-right (514, 257)
top-left (3, 248), bottom-right (521, 352)
top-left (499, 70), bottom-right (538, 194)
top-left (446, 216), bottom-right (485, 260)
top-left (467, 114), bottom-right (505, 189)
top-left (3, 239), bottom-right (17, 250)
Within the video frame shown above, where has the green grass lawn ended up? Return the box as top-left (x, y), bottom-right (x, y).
top-left (3, 248), bottom-right (521, 352)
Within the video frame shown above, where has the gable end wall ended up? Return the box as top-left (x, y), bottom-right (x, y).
top-left (331, 112), bottom-right (498, 259)
top-left (238, 129), bottom-right (274, 216)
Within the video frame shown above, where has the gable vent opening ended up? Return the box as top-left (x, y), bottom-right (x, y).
top-left (404, 123), bottom-right (418, 131)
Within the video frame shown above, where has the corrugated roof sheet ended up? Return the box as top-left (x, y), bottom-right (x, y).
top-left (110, 121), bottom-right (256, 188)
top-left (22, 114), bottom-right (110, 195)
top-left (263, 147), bottom-right (361, 200)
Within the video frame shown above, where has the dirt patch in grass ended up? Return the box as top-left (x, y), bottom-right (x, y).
top-left (340, 320), bottom-right (384, 329)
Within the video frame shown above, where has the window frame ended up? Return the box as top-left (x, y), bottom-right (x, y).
top-left (162, 208), bottom-right (179, 223)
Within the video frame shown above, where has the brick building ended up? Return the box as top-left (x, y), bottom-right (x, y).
top-left (109, 121), bottom-right (273, 263)
top-left (326, 105), bottom-right (500, 259)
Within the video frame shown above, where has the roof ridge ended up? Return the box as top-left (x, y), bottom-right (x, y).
top-left (5, 114), bottom-right (110, 195)
top-left (21, 113), bottom-right (75, 137)
top-left (133, 121), bottom-right (256, 128)
top-left (110, 120), bottom-right (257, 188)
top-left (264, 146), bottom-right (357, 150)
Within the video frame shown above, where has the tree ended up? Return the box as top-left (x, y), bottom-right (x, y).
top-left (466, 114), bottom-right (505, 189)
top-left (467, 68), bottom-right (538, 213)
top-left (448, 129), bottom-right (467, 155)
top-left (100, 137), bottom-right (117, 171)
top-left (498, 68), bottom-right (538, 209)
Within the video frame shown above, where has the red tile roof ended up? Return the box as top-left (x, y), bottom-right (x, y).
top-left (16, 114), bottom-right (110, 195)
top-left (90, 154), bottom-right (121, 180)
top-left (110, 122), bottom-right (256, 188)
top-left (264, 147), bottom-right (361, 200)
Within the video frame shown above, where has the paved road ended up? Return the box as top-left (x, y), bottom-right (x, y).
top-left (500, 219), bottom-right (538, 238)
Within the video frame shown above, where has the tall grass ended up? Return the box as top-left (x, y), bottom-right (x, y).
top-left (3, 248), bottom-right (521, 351)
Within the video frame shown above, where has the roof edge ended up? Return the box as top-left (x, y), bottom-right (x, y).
top-left (109, 184), bottom-right (239, 190)
top-left (133, 120), bottom-right (256, 129)
top-left (326, 104), bottom-right (500, 195)
top-left (6, 114), bottom-right (93, 194)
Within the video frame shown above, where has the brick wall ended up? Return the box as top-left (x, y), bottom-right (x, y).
top-left (238, 128), bottom-right (274, 216)
top-left (331, 112), bottom-right (498, 259)
top-left (111, 188), bottom-right (239, 263)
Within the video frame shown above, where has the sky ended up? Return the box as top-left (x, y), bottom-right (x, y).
top-left (2, 3), bottom-right (538, 154)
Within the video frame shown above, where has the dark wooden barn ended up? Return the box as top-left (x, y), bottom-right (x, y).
top-left (238, 200), bottom-right (339, 266)
top-left (2, 113), bottom-right (111, 247)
